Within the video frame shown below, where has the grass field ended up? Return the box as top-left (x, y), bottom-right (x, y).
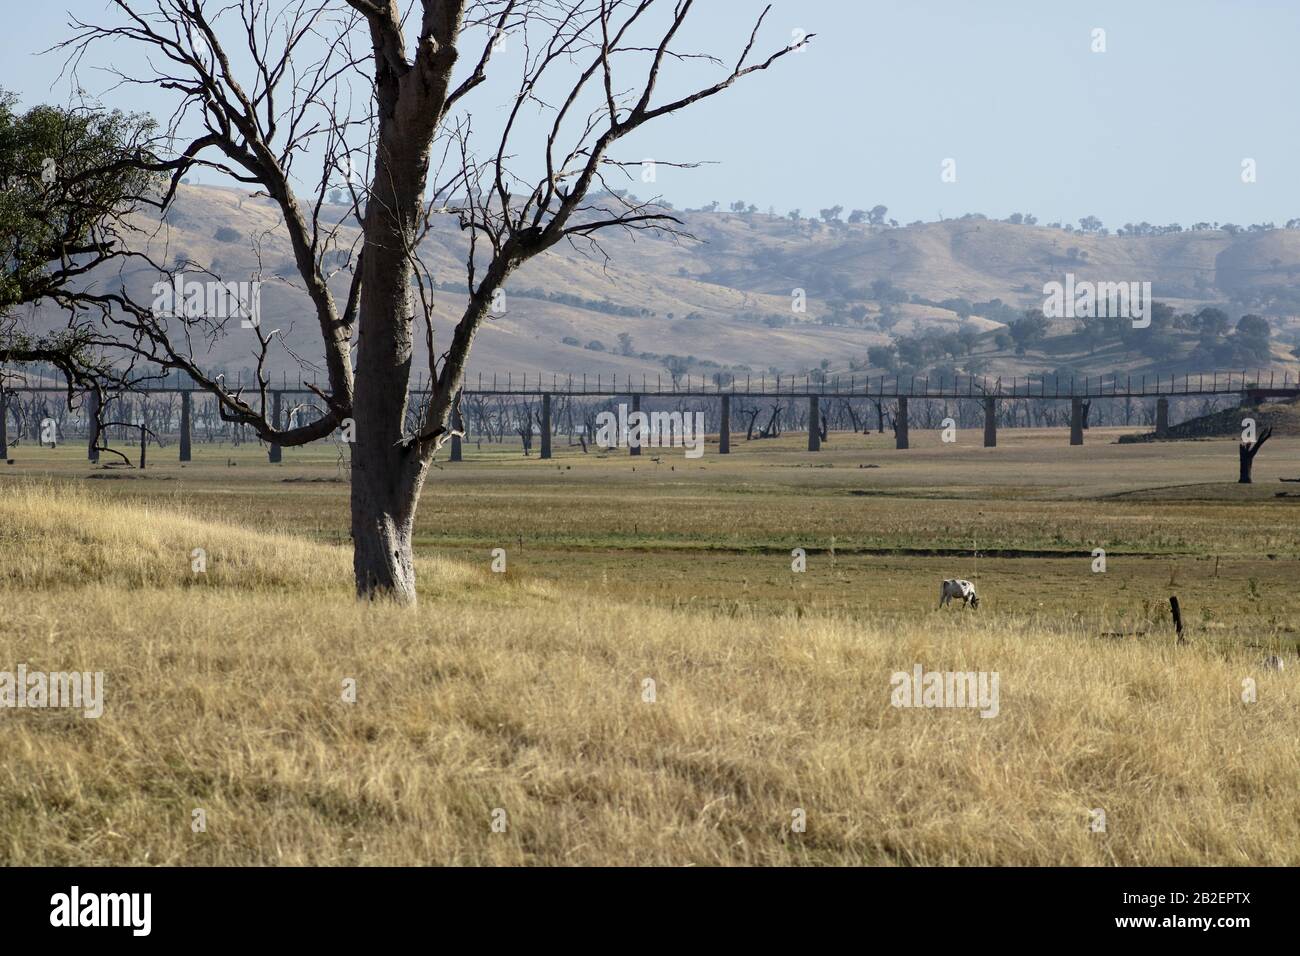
top-left (1, 426), bottom-right (1298, 864)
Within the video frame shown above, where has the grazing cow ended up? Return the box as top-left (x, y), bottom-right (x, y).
top-left (939, 578), bottom-right (980, 610)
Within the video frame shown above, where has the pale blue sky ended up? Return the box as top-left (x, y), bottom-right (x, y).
top-left (4, 0), bottom-right (1299, 228)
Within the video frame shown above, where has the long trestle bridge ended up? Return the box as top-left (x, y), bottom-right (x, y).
top-left (1, 368), bottom-right (1295, 462)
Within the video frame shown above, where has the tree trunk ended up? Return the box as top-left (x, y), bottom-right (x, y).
top-left (1238, 428), bottom-right (1272, 485)
top-left (348, 100), bottom-right (434, 603)
top-left (351, 457), bottom-right (424, 603)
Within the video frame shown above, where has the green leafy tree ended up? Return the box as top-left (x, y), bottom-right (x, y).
top-left (664, 355), bottom-right (691, 385)
top-left (867, 344), bottom-right (897, 370)
top-left (1009, 313), bottom-right (1049, 354)
top-left (1234, 314), bottom-right (1272, 363)
top-left (1, 89), bottom-right (168, 387)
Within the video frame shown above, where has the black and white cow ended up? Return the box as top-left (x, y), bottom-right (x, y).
top-left (939, 578), bottom-right (979, 609)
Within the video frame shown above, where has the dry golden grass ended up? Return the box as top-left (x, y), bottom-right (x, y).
top-left (0, 482), bottom-right (1296, 865)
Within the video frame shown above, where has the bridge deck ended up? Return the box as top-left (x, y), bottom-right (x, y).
top-left (2, 371), bottom-right (1296, 400)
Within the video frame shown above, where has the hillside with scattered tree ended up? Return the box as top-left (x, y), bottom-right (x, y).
top-left (14, 184), bottom-right (1300, 389)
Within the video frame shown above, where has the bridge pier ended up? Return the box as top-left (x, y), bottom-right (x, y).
top-left (895, 397), bottom-right (909, 450)
top-left (87, 389), bottom-right (100, 463)
top-left (540, 393), bottom-right (552, 459)
top-left (808, 395), bottom-right (821, 451)
top-left (1070, 397), bottom-right (1084, 445)
top-left (268, 391), bottom-right (283, 463)
top-left (629, 394), bottom-right (642, 456)
top-left (1155, 397), bottom-right (1168, 438)
top-left (179, 391), bottom-right (192, 462)
top-left (450, 389), bottom-right (463, 462)
top-left (719, 395), bottom-right (731, 454)
top-left (983, 396), bottom-right (997, 448)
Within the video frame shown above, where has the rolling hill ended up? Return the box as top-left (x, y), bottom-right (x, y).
top-left (18, 184), bottom-right (1300, 386)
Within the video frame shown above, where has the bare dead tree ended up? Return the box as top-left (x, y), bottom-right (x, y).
top-left (95, 419), bottom-right (158, 468)
top-left (41, 0), bottom-right (808, 602)
top-left (839, 399), bottom-right (859, 434)
top-left (465, 393), bottom-right (491, 446)
top-left (739, 402), bottom-right (761, 440)
top-left (514, 397), bottom-right (536, 455)
top-left (489, 396), bottom-right (513, 442)
top-left (1239, 425), bottom-right (1273, 484)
